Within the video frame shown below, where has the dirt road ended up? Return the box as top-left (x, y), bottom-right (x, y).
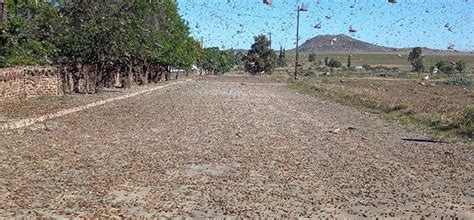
top-left (0, 75), bottom-right (472, 218)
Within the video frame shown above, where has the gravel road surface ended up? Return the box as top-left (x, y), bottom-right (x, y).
top-left (0, 75), bottom-right (472, 218)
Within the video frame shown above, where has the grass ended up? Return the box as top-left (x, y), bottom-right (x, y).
top-left (287, 53), bottom-right (474, 72)
top-left (288, 76), bottom-right (473, 142)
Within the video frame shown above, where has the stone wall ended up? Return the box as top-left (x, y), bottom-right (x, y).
top-left (0, 67), bottom-right (62, 101)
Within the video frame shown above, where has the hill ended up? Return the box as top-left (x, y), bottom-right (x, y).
top-left (289, 34), bottom-right (452, 54)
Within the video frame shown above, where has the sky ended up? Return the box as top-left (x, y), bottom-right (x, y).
top-left (176, 0), bottom-right (474, 52)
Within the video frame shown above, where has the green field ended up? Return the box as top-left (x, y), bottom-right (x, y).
top-left (286, 53), bottom-right (474, 72)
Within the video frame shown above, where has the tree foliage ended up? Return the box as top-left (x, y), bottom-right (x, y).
top-left (201, 47), bottom-right (233, 74)
top-left (233, 51), bottom-right (244, 66)
top-left (1, 0), bottom-right (204, 88)
top-left (276, 46), bottom-right (286, 67)
top-left (243, 35), bottom-right (276, 75)
top-left (455, 60), bottom-right (466, 73)
top-left (435, 60), bottom-right (466, 74)
top-left (408, 47), bottom-right (425, 73)
top-left (2, 1), bottom-right (60, 65)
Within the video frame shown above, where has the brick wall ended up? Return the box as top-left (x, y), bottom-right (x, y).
top-left (0, 67), bottom-right (62, 101)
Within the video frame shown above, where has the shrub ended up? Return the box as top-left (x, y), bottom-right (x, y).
top-left (429, 106), bottom-right (474, 138)
top-left (455, 60), bottom-right (466, 73)
top-left (444, 77), bottom-right (472, 86)
top-left (436, 60), bottom-right (456, 74)
top-left (0, 56), bottom-right (6, 68)
top-left (457, 106), bottom-right (474, 138)
top-left (327, 59), bottom-right (342, 68)
top-left (308, 53), bottom-right (316, 62)
top-left (362, 64), bottom-right (371, 70)
top-left (302, 69), bottom-right (316, 76)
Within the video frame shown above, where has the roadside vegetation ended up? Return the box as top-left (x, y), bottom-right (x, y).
top-left (0, 0), bottom-right (233, 91)
top-left (282, 47), bottom-right (473, 142)
top-left (289, 77), bottom-right (473, 141)
top-left (242, 35), bottom-right (276, 75)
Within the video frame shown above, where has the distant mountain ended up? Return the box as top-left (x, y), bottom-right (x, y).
top-left (288, 34), bottom-right (454, 54)
top-left (226, 49), bottom-right (247, 54)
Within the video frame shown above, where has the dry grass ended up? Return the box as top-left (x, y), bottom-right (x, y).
top-left (288, 53), bottom-right (474, 71)
top-left (290, 76), bottom-right (473, 141)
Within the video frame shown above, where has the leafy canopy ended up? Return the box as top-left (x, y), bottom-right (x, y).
top-left (1, 0), bottom-right (202, 70)
top-left (243, 35), bottom-right (276, 75)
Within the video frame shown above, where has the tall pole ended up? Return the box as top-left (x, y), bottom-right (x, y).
top-left (294, 6), bottom-right (300, 80)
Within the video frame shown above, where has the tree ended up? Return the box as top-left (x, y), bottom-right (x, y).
top-left (201, 47), bottom-right (233, 75)
top-left (242, 35), bottom-right (276, 75)
top-left (276, 46), bottom-right (286, 67)
top-left (2, 0), bottom-right (60, 66)
top-left (234, 51), bottom-right (244, 66)
top-left (0, 23), bottom-right (6, 67)
top-left (347, 55), bottom-right (352, 68)
top-left (436, 60), bottom-right (455, 74)
top-left (408, 47), bottom-right (425, 73)
top-left (308, 53), bottom-right (316, 62)
top-left (455, 60), bottom-right (466, 73)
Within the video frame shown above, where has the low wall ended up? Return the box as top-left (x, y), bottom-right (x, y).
top-left (0, 67), bottom-right (62, 101)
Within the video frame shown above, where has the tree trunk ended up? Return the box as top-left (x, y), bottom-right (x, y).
top-left (124, 62), bottom-right (133, 89)
top-left (143, 61), bottom-right (149, 85)
top-left (1, 0), bottom-right (7, 22)
top-left (165, 70), bottom-right (170, 81)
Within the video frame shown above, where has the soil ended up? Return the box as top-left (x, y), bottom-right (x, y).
top-left (0, 75), bottom-right (472, 218)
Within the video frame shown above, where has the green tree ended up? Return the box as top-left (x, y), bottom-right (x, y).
top-left (276, 46), bottom-right (286, 67)
top-left (2, 0), bottom-right (60, 66)
top-left (54, 0), bottom-right (201, 87)
top-left (202, 47), bottom-right (233, 74)
top-left (0, 0), bottom-right (209, 91)
top-left (408, 47), bottom-right (425, 73)
top-left (234, 51), bottom-right (244, 66)
top-left (243, 35), bottom-right (276, 75)
top-left (455, 60), bottom-right (466, 73)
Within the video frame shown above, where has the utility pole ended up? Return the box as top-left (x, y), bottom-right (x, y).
top-left (294, 6), bottom-right (301, 80)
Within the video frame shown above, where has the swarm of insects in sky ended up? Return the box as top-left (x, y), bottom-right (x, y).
top-left (178, 0), bottom-right (471, 52)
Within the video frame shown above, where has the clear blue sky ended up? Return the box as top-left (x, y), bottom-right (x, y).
top-left (177, 0), bottom-right (473, 52)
